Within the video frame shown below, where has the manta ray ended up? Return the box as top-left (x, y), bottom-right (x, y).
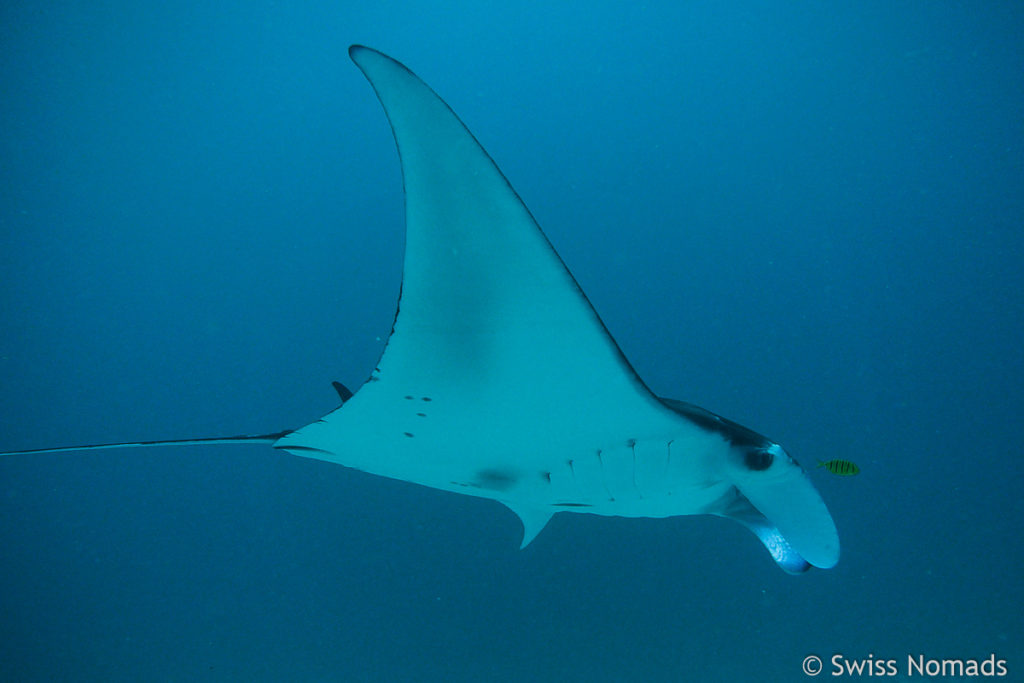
top-left (1, 46), bottom-right (839, 573)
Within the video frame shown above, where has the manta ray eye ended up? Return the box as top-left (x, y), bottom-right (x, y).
top-left (744, 448), bottom-right (774, 471)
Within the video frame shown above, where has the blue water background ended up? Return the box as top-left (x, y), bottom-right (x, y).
top-left (2, 2), bottom-right (1021, 680)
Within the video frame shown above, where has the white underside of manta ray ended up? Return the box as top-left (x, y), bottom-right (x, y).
top-left (2, 45), bottom-right (839, 574)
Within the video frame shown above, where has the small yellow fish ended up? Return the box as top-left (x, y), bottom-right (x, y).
top-left (818, 459), bottom-right (860, 476)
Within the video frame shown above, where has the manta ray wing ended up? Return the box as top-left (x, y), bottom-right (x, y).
top-left (276, 45), bottom-right (696, 528)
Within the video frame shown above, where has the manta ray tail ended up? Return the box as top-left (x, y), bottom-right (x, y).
top-left (0, 431), bottom-right (292, 456)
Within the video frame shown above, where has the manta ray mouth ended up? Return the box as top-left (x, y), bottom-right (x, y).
top-left (732, 474), bottom-right (840, 571)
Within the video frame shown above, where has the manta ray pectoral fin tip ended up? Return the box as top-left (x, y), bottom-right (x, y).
top-left (349, 44), bottom-right (394, 71)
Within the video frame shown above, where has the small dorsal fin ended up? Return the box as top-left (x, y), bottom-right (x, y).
top-left (332, 381), bottom-right (354, 403)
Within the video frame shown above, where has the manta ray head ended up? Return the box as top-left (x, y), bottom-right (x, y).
top-left (656, 398), bottom-right (838, 573)
top-left (716, 440), bottom-right (840, 573)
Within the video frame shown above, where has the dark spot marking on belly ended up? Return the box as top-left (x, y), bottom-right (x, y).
top-left (403, 432), bottom-right (415, 438)
top-left (404, 395), bottom-right (414, 400)
top-left (416, 412), bottom-right (426, 417)
top-left (542, 471), bottom-right (551, 483)
top-left (474, 468), bottom-right (518, 491)
top-left (421, 397), bottom-right (432, 402)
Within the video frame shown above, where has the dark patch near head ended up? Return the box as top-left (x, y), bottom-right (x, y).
top-left (744, 448), bottom-right (774, 471)
top-left (403, 432), bottom-right (415, 438)
top-left (404, 395), bottom-right (414, 400)
top-left (421, 397), bottom-right (432, 402)
top-left (416, 412), bottom-right (426, 417)
top-left (474, 468), bottom-right (518, 491)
